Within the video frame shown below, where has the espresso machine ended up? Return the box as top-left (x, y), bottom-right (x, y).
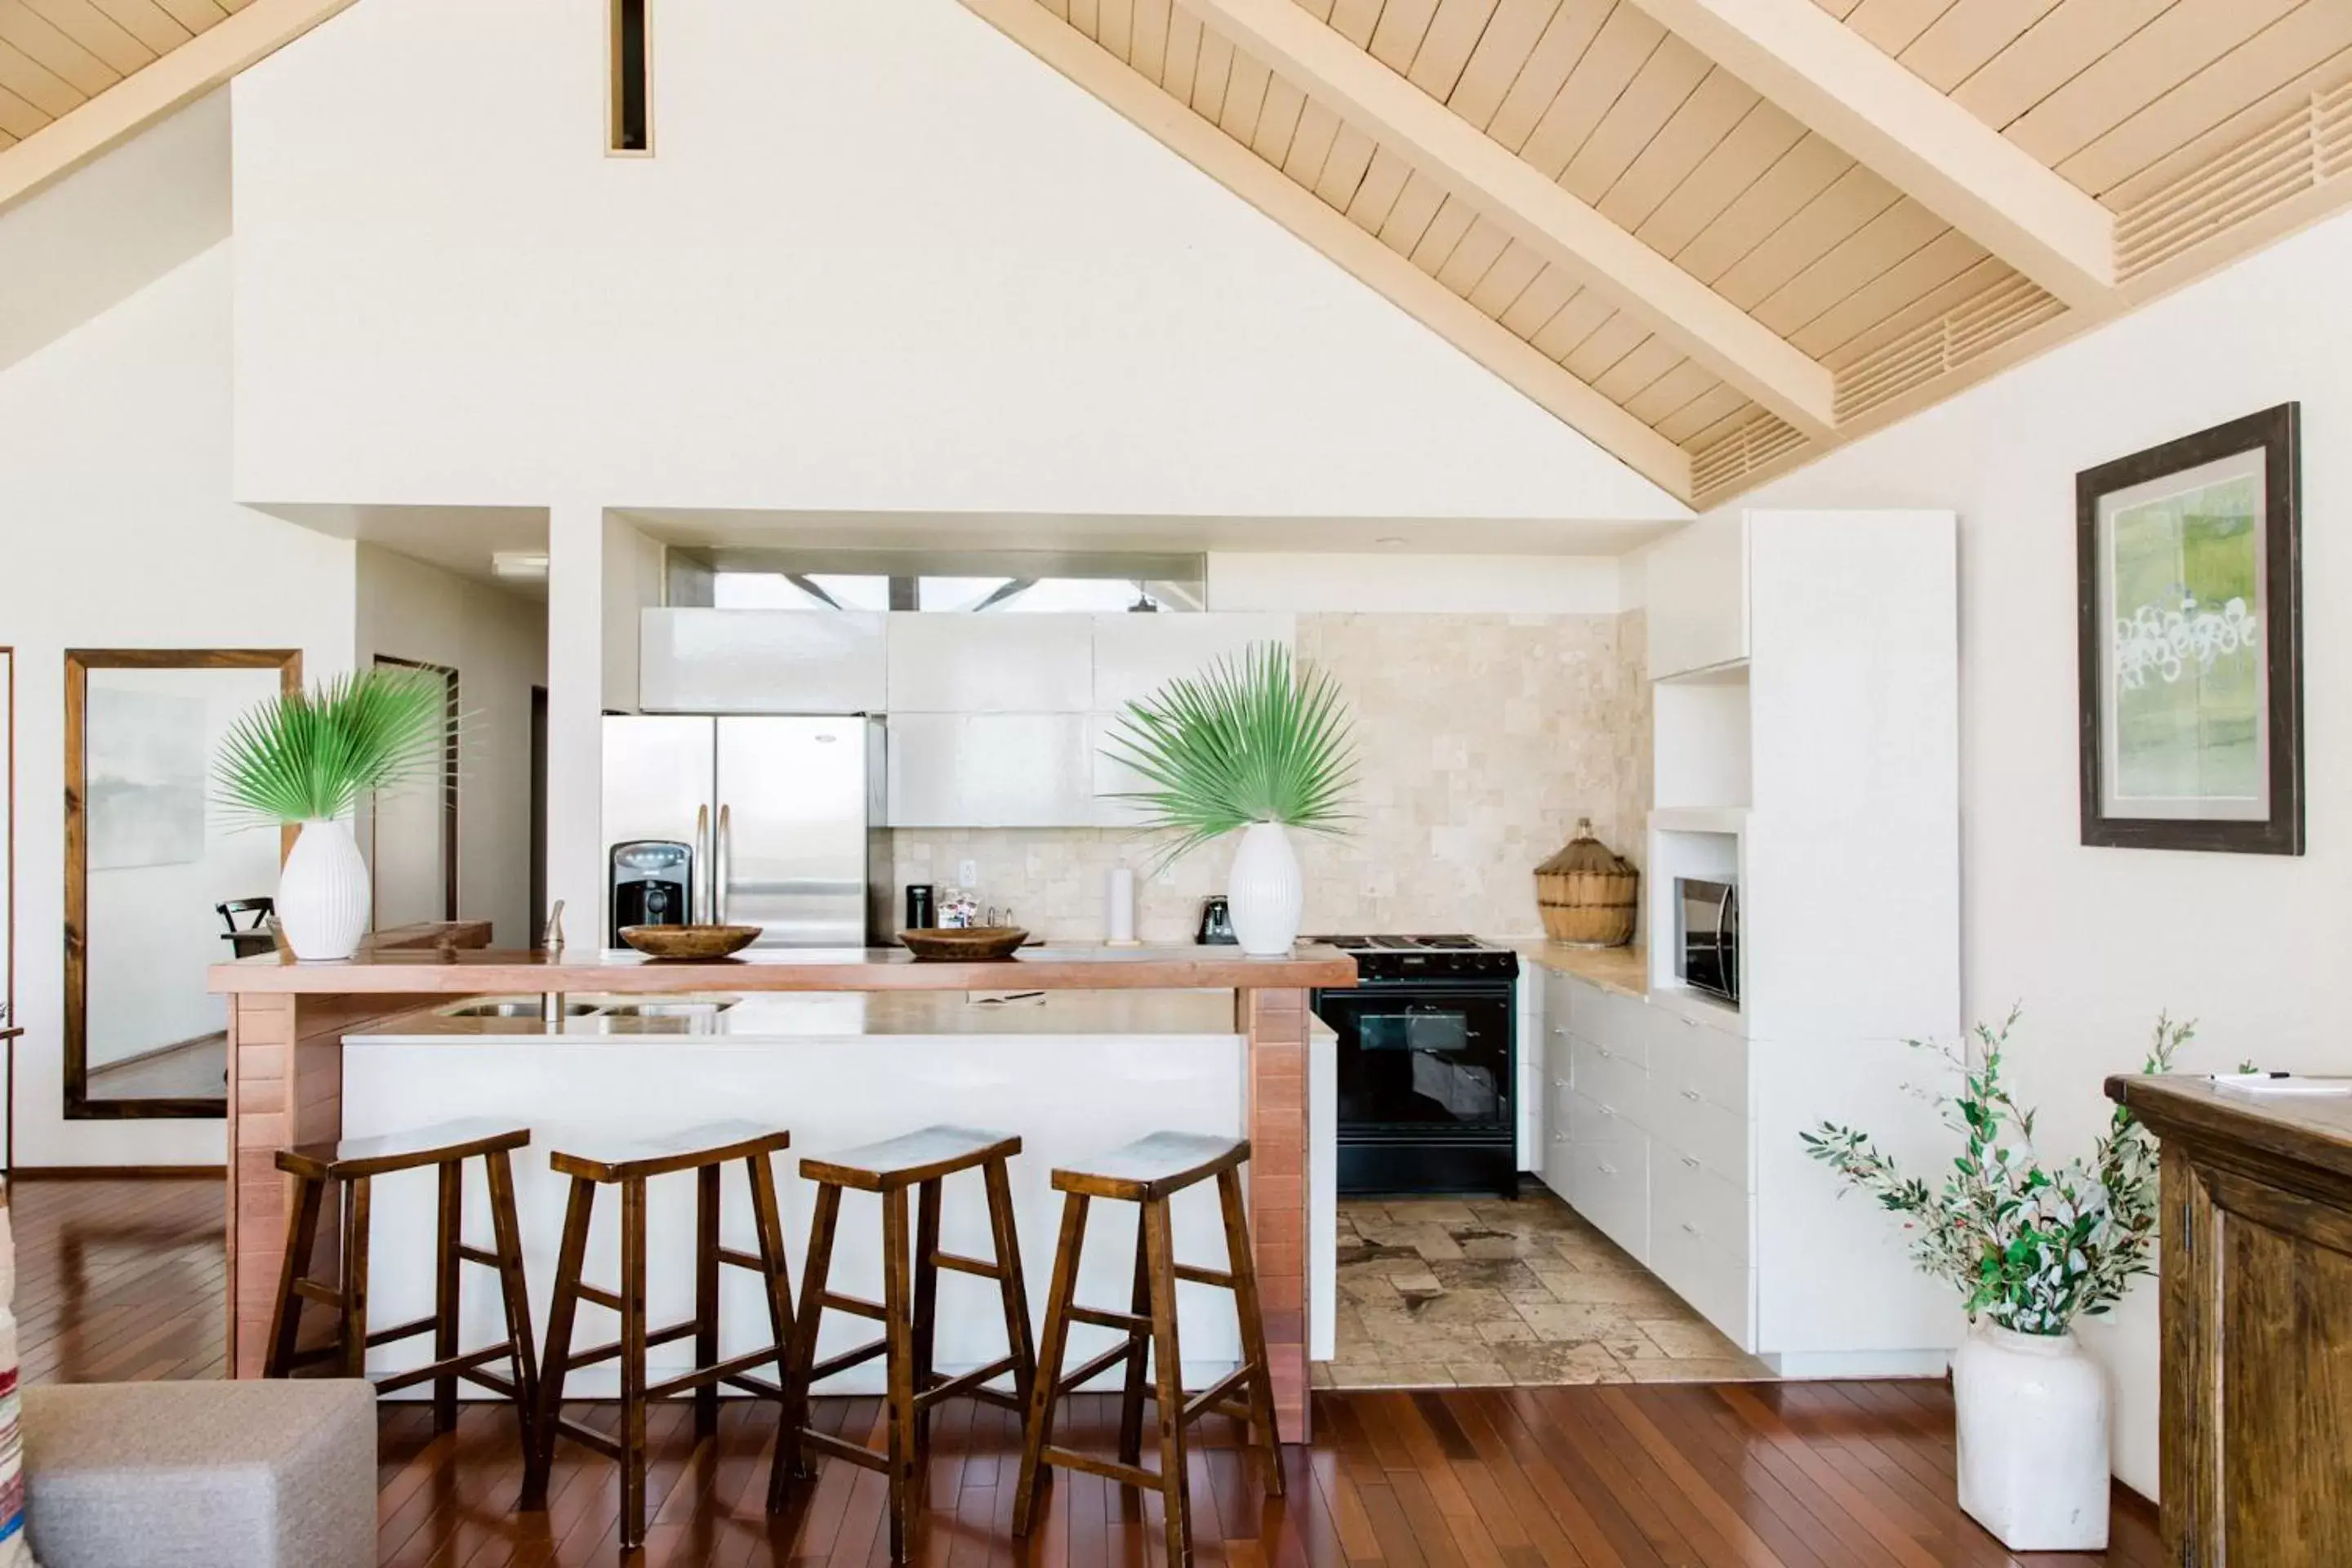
top-left (608, 840), bottom-right (693, 945)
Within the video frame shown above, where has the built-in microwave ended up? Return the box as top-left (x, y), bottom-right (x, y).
top-left (1676, 877), bottom-right (1740, 1005)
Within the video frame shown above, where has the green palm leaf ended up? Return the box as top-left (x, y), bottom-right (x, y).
top-left (213, 667), bottom-right (459, 826)
top-left (1102, 642), bottom-right (1359, 871)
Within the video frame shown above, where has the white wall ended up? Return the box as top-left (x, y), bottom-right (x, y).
top-left (1718, 203), bottom-right (2352, 1500)
top-left (354, 546), bottom-right (549, 947)
top-left (0, 240), bottom-right (356, 1168)
top-left (226, 0), bottom-right (1683, 524)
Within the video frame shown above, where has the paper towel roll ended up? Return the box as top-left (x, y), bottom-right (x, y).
top-left (1107, 866), bottom-right (1139, 947)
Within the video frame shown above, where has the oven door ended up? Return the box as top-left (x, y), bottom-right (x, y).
top-left (1320, 986), bottom-right (1514, 1138)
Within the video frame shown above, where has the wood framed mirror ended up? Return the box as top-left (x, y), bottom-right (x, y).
top-left (65, 648), bottom-right (301, 1120)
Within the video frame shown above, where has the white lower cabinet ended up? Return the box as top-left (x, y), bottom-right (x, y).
top-left (1542, 969), bottom-right (1757, 1349)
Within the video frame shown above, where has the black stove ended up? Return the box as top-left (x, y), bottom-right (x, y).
top-left (1309, 936), bottom-right (1520, 1196)
top-left (1313, 934), bottom-right (1519, 982)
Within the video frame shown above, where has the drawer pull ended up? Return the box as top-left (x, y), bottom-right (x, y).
top-left (1552, 1132), bottom-right (1568, 1143)
top-left (1598, 1104), bottom-right (1618, 1118)
top-left (1681, 1221), bottom-right (1702, 1236)
top-left (1552, 1026), bottom-right (1569, 1037)
top-left (1598, 1161), bottom-right (1619, 1176)
top-left (1681, 1016), bottom-right (1699, 1028)
top-left (1680, 1155), bottom-right (1700, 1170)
top-left (1678, 1089), bottom-right (1703, 1102)
top-left (1596, 1045), bottom-right (1613, 1059)
top-left (1553, 1077), bottom-right (1569, 1089)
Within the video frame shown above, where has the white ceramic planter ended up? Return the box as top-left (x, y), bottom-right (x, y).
top-left (277, 817), bottom-right (372, 962)
top-left (1953, 1321), bottom-right (2109, 1550)
top-left (1227, 822), bottom-right (1303, 958)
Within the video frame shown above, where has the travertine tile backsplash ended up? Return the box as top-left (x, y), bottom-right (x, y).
top-left (889, 610), bottom-right (1652, 942)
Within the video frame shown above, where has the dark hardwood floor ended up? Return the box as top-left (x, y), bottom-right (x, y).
top-left (7, 1176), bottom-right (2165, 1567)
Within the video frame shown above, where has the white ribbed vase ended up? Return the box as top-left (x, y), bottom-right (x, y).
top-left (278, 818), bottom-right (372, 962)
top-left (1953, 1321), bottom-right (2109, 1550)
top-left (1227, 822), bottom-right (1303, 958)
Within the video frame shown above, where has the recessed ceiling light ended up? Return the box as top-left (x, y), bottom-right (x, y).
top-left (492, 550), bottom-right (550, 581)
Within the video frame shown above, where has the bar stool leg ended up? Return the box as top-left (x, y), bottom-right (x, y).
top-left (981, 1157), bottom-right (1037, 1414)
top-left (522, 1174), bottom-right (597, 1510)
top-left (1216, 1167), bottom-right (1285, 1496)
top-left (694, 1164), bottom-right (722, 1443)
top-left (433, 1160), bottom-right (462, 1432)
top-left (745, 1152), bottom-right (802, 1510)
top-left (881, 1186), bottom-right (920, 1566)
top-left (1013, 1191), bottom-right (1089, 1536)
top-left (620, 1174), bottom-right (651, 1551)
top-left (339, 1176), bottom-right (373, 1381)
top-left (1117, 1220), bottom-right (1151, 1468)
top-left (1141, 1196), bottom-right (1192, 1568)
top-left (776, 1181), bottom-right (841, 1502)
top-left (910, 1178), bottom-right (942, 1451)
top-left (265, 1173), bottom-right (327, 1379)
top-left (484, 1150), bottom-right (541, 1455)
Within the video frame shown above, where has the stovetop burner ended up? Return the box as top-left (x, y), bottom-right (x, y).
top-left (1309, 934), bottom-right (1517, 982)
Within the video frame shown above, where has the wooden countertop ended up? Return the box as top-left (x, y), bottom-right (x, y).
top-left (2109, 1073), bottom-right (2352, 1182)
top-left (347, 987), bottom-right (1284, 1040)
top-left (1499, 938), bottom-right (1649, 999)
top-left (212, 942), bottom-right (1358, 996)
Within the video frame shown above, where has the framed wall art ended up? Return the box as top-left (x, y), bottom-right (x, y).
top-left (2077, 403), bottom-right (2303, 854)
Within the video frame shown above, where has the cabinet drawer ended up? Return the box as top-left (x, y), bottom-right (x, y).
top-left (1565, 1135), bottom-right (1648, 1263)
top-left (1563, 1083), bottom-right (1643, 1147)
top-left (1647, 1008), bottom-right (1746, 1114)
top-left (1569, 1036), bottom-right (1648, 1129)
top-left (1650, 1220), bottom-right (1753, 1348)
top-left (1648, 1081), bottom-right (1748, 1187)
top-left (1570, 985), bottom-right (1650, 1066)
top-left (1651, 1147), bottom-right (1751, 1266)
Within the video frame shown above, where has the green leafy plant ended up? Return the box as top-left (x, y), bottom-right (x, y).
top-left (1102, 642), bottom-right (1359, 869)
top-left (213, 667), bottom-right (457, 826)
top-left (1801, 1009), bottom-right (2189, 1335)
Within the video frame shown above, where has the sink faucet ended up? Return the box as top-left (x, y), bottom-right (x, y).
top-left (541, 900), bottom-right (568, 1024)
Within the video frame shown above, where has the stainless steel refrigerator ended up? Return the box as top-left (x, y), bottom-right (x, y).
top-left (602, 715), bottom-right (888, 948)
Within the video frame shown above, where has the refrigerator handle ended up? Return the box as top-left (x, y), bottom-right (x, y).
top-left (716, 804), bottom-right (733, 925)
top-left (693, 804), bottom-right (712, 924)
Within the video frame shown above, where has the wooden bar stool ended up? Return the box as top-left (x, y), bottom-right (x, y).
top-left (779, 1125), bottom-right (1036, 1564)
top-left (264, 1117), bottom-right (540, 1447)
top-left (1013, 1132), bottom-right (1285, 1567)
top-left (519, 1121), bottom-right (797, 1552)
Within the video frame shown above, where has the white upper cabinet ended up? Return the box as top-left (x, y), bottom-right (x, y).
top-left (886, 714), bottom-right (1094, 828)
top-left (639, 609), bottom-right (888, 715)
top-left (885, 614), bottom-right (1094, 713)
top-left (1091, 613), bottom-right (1295, 713)
top-left (1645, 516), bottom-right (1749, 680)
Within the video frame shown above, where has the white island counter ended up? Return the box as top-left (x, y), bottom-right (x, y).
top-left (336, 988), bottom-right (1337, 1401)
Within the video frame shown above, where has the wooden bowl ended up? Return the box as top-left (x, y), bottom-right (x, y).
top-left (620, 924), bottom-right (761, 960)
top-left (898, 926), bottom-right (1029, 962)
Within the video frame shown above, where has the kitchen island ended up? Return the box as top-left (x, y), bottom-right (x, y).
top-left (210, 945), bottom-right (1352, 1440)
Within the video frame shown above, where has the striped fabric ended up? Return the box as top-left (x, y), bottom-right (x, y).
top-left (0, 1203), bottom-right (38, 1567)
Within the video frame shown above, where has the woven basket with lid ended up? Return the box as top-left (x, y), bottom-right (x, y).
top-left (1535, 818), bottom-right (1638, 947)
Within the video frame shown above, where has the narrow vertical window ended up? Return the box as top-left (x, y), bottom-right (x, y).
top-left (610, 0), bottom-right (650, 154)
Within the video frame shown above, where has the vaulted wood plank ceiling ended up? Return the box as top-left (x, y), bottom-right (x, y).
top-left (967, 0), bottom-right (2352, 503)
top-left (0, 0), bottom-right (353, 217)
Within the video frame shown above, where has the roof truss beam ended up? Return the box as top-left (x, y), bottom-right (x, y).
top-left (1175, 0), bottom-right (1839, 439)
top-left (1629, 0), bottom-right (2116, 310)
top-left (963, 0), bottom-right (1698, 501)
top-left (0, 0), bottom-right (359, 220)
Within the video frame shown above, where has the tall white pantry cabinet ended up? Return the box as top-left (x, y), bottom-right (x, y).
top-left (1538, 509), bottom-right (1965, 1375)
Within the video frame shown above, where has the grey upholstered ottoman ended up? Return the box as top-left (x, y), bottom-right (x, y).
top-left (20, 1379), bottom-right (376, 1568)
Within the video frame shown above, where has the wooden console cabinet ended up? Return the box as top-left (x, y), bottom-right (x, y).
top-left (2106, 1076), bottom-right (2352, 1567)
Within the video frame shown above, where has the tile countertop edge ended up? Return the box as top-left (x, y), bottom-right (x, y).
top-left (1493, 938), bottom-right (1649, 1000)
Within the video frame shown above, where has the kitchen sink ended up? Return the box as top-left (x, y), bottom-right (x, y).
top-left (588, 996), bottom-right (740, 1019)
top-left (439, 998), bottom-right (599, 1019)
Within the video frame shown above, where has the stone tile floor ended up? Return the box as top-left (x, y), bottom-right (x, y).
top-left (1316, 1183), bottom-right (1777, 1389)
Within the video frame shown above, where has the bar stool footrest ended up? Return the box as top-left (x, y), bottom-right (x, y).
top-left (1040, 1446), bottom-right (1156, 1492)
top-left (806, 1336), bottom-right (889, 1383)
top-left (549, 1417), bottom-right (625, 1461)
top-left (363, 1314), bottom-right (441, 1350)
top-left (1180, 1365), bottom-right (1256, 1426)
top-left (1172, 1263), bottom-right (1236, 1289)
top-left (933, 1250), bottom-right (1003, 1280)
top-left (375, 1342), bottom-right (523, 1396)
top-left (1067, 1303), bottom-right (1149, 1335)
top-left (795, 1426), bottom-right (891, 1474)
top-left (914, 1356), bottom-right (1018, 1411)
top-left (556, 1320), bottom-right (698, 1374)
top-left (647, 1344), bottom-right (787, 1402)
top-left (1053, 1340), bottom-right (1143, 1397)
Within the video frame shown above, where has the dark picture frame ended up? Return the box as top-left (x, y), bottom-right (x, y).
top-left (2077, 403), bottom-right (2302, 854)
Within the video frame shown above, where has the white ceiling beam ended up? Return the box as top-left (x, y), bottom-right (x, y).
top-left (962, 0), bottom-right (1698, 503)
top-left (0, 0), bottom-right (359, 220)
top-left (1630, 0), bottom-right (2115, 310)
top-left (1176, 0), bottom-right (1839, 439)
